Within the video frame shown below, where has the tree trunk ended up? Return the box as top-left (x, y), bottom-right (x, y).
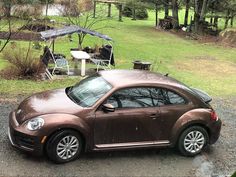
top-left (93, 1), bottom-right (96, 18)
top-left (0, 18), bottom-right (12, 52)
top-left (172, 0), bottom-right (179, 29)
top-left (213, 16), bottom-right (218, 30)
top-left (78, 34), bottom-right (83, 50)
top-left (224, 10), bottom-right (230, 29)
top-left (194, 0), bottom-right (201, 32)
top-left (164, 0), bottom-right (169, 18)
top-left (184, 0), bottom-right (190, 26)
top-left (108, 3), bottom-right (111, 17)
top-left (118, 4), bottom-right (123, 22)
top-left (155, 3), bottom-right (158, 27)
top-left (231, 15), bottom-right (234, 27)
top-left (132, 7), bottom-right (136, 20)
top-left (200, 0), bottom-right (208, 21)
top-left (4, 4), bottom-right (11, 17)
top-left (45, 0), bottom-right (49, 17)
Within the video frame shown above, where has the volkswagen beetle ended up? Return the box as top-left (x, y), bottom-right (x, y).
top-left (8, 70), bottom-right (221, 163)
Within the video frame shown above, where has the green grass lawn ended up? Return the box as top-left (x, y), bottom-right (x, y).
top-left (0, 8), bottom-right (236, 97)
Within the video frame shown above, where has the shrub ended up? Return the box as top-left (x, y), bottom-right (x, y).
top-left (58, 0), bottom-right (93, 16)
top-left (0, 45), bottom-right (44, 79)
top-left (122, 6), bottom-right (133, 17)
top-left (12, 4), bottom-right (43, 19)
top-left (136, 9), bottom-right (148, 20)
top-left (122, 2), bottom-right (148, 20)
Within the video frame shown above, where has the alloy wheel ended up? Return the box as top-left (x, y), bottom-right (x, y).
top-left (183, 130), bottom-right (205, 153)
top-left (56, 135), bottom-right (79, 160)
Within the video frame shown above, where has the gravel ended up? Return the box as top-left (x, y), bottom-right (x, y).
top-left (0, 96), bottom-right (235, 177)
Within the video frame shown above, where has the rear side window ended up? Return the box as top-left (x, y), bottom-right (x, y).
top-left (161, 89), bottom-right (186, 105)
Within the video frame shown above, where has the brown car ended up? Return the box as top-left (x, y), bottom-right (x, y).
top-left (8, 70), bottom-right (221, 163)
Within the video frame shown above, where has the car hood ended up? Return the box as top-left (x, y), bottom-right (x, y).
top-left (16, 88), bottom-right (83, 124)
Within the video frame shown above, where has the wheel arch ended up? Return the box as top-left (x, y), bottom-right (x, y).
top-left (43, 127), bottom-right (88, 154)
top-left (173, 122), bottom-right (211, 145)
top-left (169, 108), bottom-right (212, 147)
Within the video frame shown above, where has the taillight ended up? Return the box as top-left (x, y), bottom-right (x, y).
top-left (210, 111), bottom-right (218, 121)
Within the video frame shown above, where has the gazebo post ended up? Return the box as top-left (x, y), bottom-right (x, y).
top-left (118, 4), bottom-right (123, 22)
top-left (108, 3), bottom-right (111, 17)
top-left (93, 1), bottom-right (96, 18)
top-left (52, 39), bottom-right (55, 53)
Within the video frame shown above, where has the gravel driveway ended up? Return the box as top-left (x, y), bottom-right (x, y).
top-left (0, 96), bottom-right (235, 177)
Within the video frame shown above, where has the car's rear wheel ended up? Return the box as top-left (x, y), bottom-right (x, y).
top-left (46, 130), bottom-right (83, 163)
top-left (178, 126), bottom-right (209, 156)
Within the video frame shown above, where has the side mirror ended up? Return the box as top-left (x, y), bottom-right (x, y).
top-left (102, 103), bottom-right (115, 112)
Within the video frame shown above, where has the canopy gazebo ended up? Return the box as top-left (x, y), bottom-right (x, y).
top-left (40, 25), bottom-right (113, 51)
top-left (40, 25), bottom-right (114, 78)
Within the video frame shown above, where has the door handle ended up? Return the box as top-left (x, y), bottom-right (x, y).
top-left (149, 114), bottom-right (157, 120)
top-left (149, 112), bottom-right (161, 120)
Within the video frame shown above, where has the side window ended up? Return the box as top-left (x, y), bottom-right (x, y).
top-left (106, 88), bottom-right (160, 108)
top-left (161, 89), bottom-right (186, 105)
top-left (107, 95), bottom-right (119, 108)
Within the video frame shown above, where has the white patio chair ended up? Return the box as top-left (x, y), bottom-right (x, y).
top-left (47, 47), bottom-right (70, 75)
top-left (90, 45), bottom-right (114, 72)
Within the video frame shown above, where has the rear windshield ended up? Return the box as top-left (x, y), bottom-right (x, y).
top-left (190, 88), bottom-right (212, 103)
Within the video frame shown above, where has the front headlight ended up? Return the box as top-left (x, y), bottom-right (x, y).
top-left (26, 117), bottom-right (44, 131)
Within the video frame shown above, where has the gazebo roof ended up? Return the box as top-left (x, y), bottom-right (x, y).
top-left (40, 25), bottom-right (113, 41)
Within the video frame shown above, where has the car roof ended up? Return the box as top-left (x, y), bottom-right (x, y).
top-left (99, 70), bottom-right (188, 89)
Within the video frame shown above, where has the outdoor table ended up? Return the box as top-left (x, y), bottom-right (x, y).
top-left (71, 51), bottom-right (91, 77)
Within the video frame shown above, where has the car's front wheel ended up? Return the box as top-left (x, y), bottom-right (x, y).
top-left (46, 130), bottom-right (83, 163)
top-left (178, 126), bottom-right (209, 156)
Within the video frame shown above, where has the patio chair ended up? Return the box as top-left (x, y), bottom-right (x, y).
top-left (43, 46), bottom-right (70, 75)
top-left (41, 53), bottom-right (53, 80)
top-left (90, 45), bottom-right (115, 71)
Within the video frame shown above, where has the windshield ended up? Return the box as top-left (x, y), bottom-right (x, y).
top-left (66, 75), bottom-right (112, 107)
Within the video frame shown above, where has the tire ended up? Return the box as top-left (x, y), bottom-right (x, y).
top-left (46, 130), bottom-right (83, 163)
top-left (178, 126), bottom-right (209, 156)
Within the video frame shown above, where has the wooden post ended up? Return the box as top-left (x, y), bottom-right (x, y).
top-left (210, 17), bottom-right (213, 24)
top-left (119, 4), bottom-right (123, 22)
top-left (213, 16), bottom-right (218, 30)
top-left (155, 3), bottom-right (158, 27)
top-left (108, 3), bottom-right (111, 17)
top-left (190, 16), bottom-right (193, 31)
top-left (93, 1), bottom-right (96, 18)
top-left (231, 16), bottom-right (234, 27)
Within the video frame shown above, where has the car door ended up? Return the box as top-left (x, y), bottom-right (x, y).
top-left (94, 87), bottom-right (162, 148)
top-left (155, 88), bottom-right (194, 141)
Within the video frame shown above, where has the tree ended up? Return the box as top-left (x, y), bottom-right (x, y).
top-left (164, 0), bottom-right (169, 18)
top-left (121, 0), bottom-right (148, 20)
top-left (39, 0), bottom-right (54, 17)
top-left (1, 0), bottom-right (14, 17)
top-left (0, 0), bottom-right (40, 52)
top-left (139, 0), bottom-right (165, 26)
top-left (172, 0), bottom-right (179, 29)
top-left (64, 0), bottom-right (109, 49)
top-left (184, 0), bottom-right (190, 26)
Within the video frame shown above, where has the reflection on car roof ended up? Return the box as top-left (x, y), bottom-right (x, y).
top-left (99, 70), bottom-right (186, 88)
